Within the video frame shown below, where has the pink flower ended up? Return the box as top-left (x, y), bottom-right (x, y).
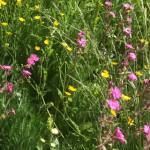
top-left (125, 43), bottom-right (134, 49)
top-left (128, 72), bottom-right (137, 81)
top-left (122, 59), bottom-right (129, 67)
top-left (27, 54), bottom-right (39, 66)
top-left (77, 31), bottom-right (87, 48)
top-left (109, 11), bottom-right (116, 18)
top-left (110, 87), bottom-right (122, 100)
top-left (123, 3), bottom-right (134, 12)
top-left (78, 31), bottom-right (85, 38)
top-left (104, 1), bottom-right (112, 8)
top-left (77, 38), bottom-right (87, 48)
top-left (107, 99), bottom-right (121, 111)
top-left (6, 82), bottom-right (14, 93)
top-left (143, 125), bottom-right (150, 141)
top-left (128, 52), bottom-right (136, 61)
top-left (143, 79), bottom-right (150, 84)
top-left (22, 69), bottom-right (32, 78)
top-left (114, 127), bottom-right (126, 144)
top-left (0, 65), bottom-right (12, 71)
top-left (144, 125), bottom-right (150, 134)
top-left (123, 27), bottom-right (132, 37)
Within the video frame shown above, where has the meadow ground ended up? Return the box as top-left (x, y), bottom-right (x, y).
top-left (0, 0), bottom-right (150, 150)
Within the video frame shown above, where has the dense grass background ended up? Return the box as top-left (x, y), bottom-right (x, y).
top-left (0, 0), bottom-right (150, 149)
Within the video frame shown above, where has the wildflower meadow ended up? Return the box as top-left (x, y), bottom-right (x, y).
top-left (0, 0), bottom-right (150, 150)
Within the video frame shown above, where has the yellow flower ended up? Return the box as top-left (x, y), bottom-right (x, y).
top-left (140, 39), bottom-right (149, 46)
top-left (19, 17), bottom-right (25, 22)
top-left (35, 46), bottom-right (41, 51)
top-left (135, 71), bottom-right (143, 77)
top-left (6, 31), bottom-right (13, 36)
top-left (16, 0), bottom-right (22, 6)
top-left (111, 61), bottom-right (118, 66)
top-left (111, 109), bottom-right (117, 117)
top-left (65, 91), bottom-right (72, 96)
top-left (101, 70), bottom-right (110, 78)
top-left (1, 22), bottom-right (8, 26)
top-left (44, 39), bottom-right (49, 45)
top-left (68, 85), bottom-right (77, 92)
top-left (128, 117), bottom-right (134, 126)
top-left (0, 0), bottom-right (6, 8)
top-left (53, 20), bottom-right (59, 28)
top-left (34, 15), bottom-right (41, 20)
top-left (60, 12), bottom-right (64, 16)
top-left (61, 42), bottom-right (72, 52)
top-left (122, 94), bottom-right (131, 101)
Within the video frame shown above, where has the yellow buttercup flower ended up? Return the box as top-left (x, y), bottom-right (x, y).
top-left (53, 20), bottom-right (59, 28)
top-left (128, 117), bottom-right (134, 126)
top-left (68, 85), bottom-right (77, 92)
top-left (34, 15), bottom-right (41, 20)
top-left (101, 70), bottom-right (110, 78)
top-left (44, 39), bottom-right (49, 45)
top-left (1, 22), bottom-right (8, 26)
top-left (122, 94), bottom-right (131, 101)
top-left (61, 42), bottom-right (72, 52)
top-left (135, 71), bottom-right (143, 77)
top-left (35, 46), bottom-right (41, 51)
top-left (0, 0), bottom-right (6, 8)
top-left (111, 109), bottom-right (117, 117)
top-left (60, 12), bottom-right (64, 16)
top-left (111, 61), bottom-right (118, 66)
top-left (16, 0), bottom-right (22, 6)
top-left (65, 91), bottom-right (72, 96)
top-left (19, 17), bottom-right (25, 22)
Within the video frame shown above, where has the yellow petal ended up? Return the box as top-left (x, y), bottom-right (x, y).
top-left (65, 91), bottom-right (72, 96)
top-left (111, 109), bottom-right (117, 117)
top-left (35, 46), bottom-right (41, 51)
top-left (122, 94), bottom-right (131, 101)
top-left (68, 85), bottom-right (77, 92)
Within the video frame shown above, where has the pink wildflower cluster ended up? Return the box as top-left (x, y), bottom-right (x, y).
top-left (27, 54), bottom-right (40, 66)
top-left (128, 72), bottom-right (137, 81)
top-left (104, 1), bottom-right (112, 9)
top-left (107, 86), bottom-right (121, 111)
top-left (77, 31), bottom-right (87, 48)
top-left (0, 64), bottom-right (14, 93)
top-left (6, 82), bottom-right (14, 93)
top-left (100, 2), bottom-right (140, 147)
top-left (22, 53), bottom-right (40, 78)
top-left (0, 65), bottom-right (12, 71)
top-left (104, 0), bottom-right (116, 19)
top-left (122, 3), bottom-right (134, 12)
top-left (121, 2), bottom-right (138, 82)
top-left (143, 125), bottom-right (150, 141)
top-left (114, 127), bottom-right (126, 144)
